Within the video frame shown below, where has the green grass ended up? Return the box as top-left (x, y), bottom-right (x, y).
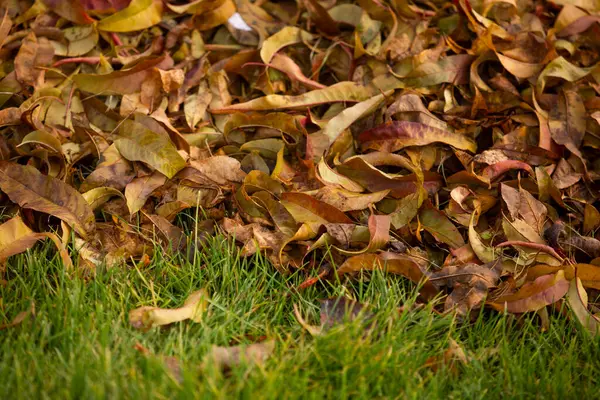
top-left (1, 237), bottom-right (599, 399)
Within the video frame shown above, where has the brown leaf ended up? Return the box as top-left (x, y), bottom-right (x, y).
top-left (204, 341), bottom-right (274, 371)
top-left (481, 160), bottom-right (533, 182)
top-left (419, 203), bottom-right (465, 249)
top-left (548, 90), bottom-right (586, 155)
top-left (281, 192), bottom-right (353, 225)
top-left (337, 156), bottom-right (441, 199)
top-left (552, 158), bottom-right (582, 189)
top-left (0, 108), bottom-right (22, 127)
top-left (358, 121), bottom-right (476, 153)
top-left (145, 213), bottom-right (186, 251)
top-left (80, 145), bottom-right (136, 192)
top-left (41, 0), bottom-right (95, 24)
top-left (501, 184), bottom-right (547, 235)
top-left (211, 82), bottom-right (374, 113)
top-left (129, 289), bottom-right (209, 330)
top-left (337, 252), bottom-right (437, 297)
top-left (0, 302), bottom-right (35, 330)
top-left (303, 0), bottom-right (339, 35)
top-left (319, 297), bottom-right (373, 328)
top-left (424, 339), bottom-right (469, 374)
top-left (0, 162), bottom-right (95, 238)
top-left (15, 33), bottom-right (54, 86)
top-left (311, 186), bottom-right (389, 212)
top-left (115, 119), bottom-right (186, 179)
top-left (489, 270), bottom-right (569, 313)
top-left (125, 172), bottom-right (166, 215)
top-left (0, 216), bottom-right (43, 263)
top-left (190, 156), bottom-right (246, 186)
top-left (567, 278), bottom-right (600, 336)
top-left (583, 204), bottom-right (600, 234)
top-left (74, 56), bottom-right (168, 95)
top-left (430, 262), bottom-right (500, 314)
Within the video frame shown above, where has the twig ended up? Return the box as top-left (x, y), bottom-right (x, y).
top-left (110, 32), bottom-right (123, 46)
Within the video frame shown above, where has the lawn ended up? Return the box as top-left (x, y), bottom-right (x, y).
top-left (2, 237), bottom-right (599, 399)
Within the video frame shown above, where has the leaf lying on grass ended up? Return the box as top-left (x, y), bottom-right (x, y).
top-left (0, 216), bottom-right (72, 269)
top-left (129, 289), bottom-right (209, 331)
top-left (0, 302), bottom-right (35, 330)
top-left (204, 341), bottom-right (275, 371)
top-left (134, 339), bottom-right (275, 381)
top-left (489, 271), bottom-right (569, 314)
top-left (567, 277), bottom-right (600, 336)
top-left (294, 297), bottom-right (374, 336)
top-left (424, 339), bottom-right (469, 374)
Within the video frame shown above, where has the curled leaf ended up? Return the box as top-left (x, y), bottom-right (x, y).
top-left (260, 27), bottom-right (313, 63)
top-left (567, 278), bottom-right (600, 336)
top-left (212, 82), bottom-right (374, 113)
top-left (129, 289), bottom-right (209, 330)
top-left (489, 270), bottom-right (569, 313)
top-left (125, 172), bottom-right (167, 214)
top-left (73, 56), bottom-right (167, 95)
top-left (359, 121), bottom-right (476, 153)
top-left (82, 187), bottom-right (125, 210)
top-left (0, 216), bottom-right (44, 263)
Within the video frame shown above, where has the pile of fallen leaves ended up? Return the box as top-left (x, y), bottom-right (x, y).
top-left (1, 0), bottom-right (600, 332)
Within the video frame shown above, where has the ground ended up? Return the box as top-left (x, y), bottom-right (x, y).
top-left (2, 237), bottom-right (599, 399)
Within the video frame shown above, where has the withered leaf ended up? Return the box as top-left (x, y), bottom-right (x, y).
top-left (0, 162), bottom-right (95, 238)
top-left (190, 156), bottom-right (246, 186)
top-left (0, 215), bottom-right (72, 268)
top-left (337, 252), bottom-right (436, 294)
top-left (129, 289), bottom-right (209, 330)
top-left (260, 27), bottom-right (313, 63)
top-left (41, 0), bottom-right (94, 24)
top-left (125, 172), bottom-right (166, 215)
top-left (212, 82), bottom-right (374, 113)
top-left (82, 187), bottom-right (125, 210)
top-left (402, 55), bottom-right (475, 87)
top-left (489, 271), bottom-right (569, 314)
top-left (97, 0), bottom-right (163, 32)
top-left (0, 302), bottom-right (35, 331)
top-left (0, 216), bottom-right (45, 263)
top-left (549, 90), bottom-right (586, 155)
top-left (204, 341), bottom-right (274, 371)
top-left (73, 56), bottom-right (167, 95)
top-left (419, 204), bottom-right (465, 250)
top-left (567, 278), bottom-right (600, 336)
top-left (115, 120), bottom-right (186, 179)
top-left (359, 122), bottom-right (476, 153)
top-left (281, 192), bottom-right (353, 225)
top-left (312, 186), bottom-right (389, 212)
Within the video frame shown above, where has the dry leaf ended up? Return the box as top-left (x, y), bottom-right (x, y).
top-left (204, 341), bottom-right (274, 371)
top-left (129, 289), bottom-right (209, 330)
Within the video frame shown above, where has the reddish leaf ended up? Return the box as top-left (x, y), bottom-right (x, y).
top-left (359, 121), bottom-right (477, 153)
top-left (489, 271), bottom-right (569, 313)
top-left (281, 192), bottom-right (352, 224)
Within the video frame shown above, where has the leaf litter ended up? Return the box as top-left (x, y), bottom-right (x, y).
top-left (2, 0), bottom-right (600, 376)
